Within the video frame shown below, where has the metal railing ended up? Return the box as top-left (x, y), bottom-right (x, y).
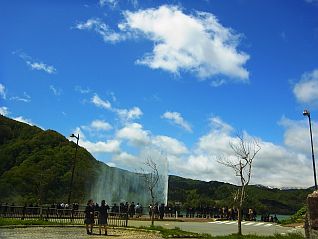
top-left (0, 206), bottom-right (128, 227)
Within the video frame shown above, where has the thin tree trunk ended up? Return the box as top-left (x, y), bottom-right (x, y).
top-left (151, 193), bottom-right (155, 226)
top-left (238, 207), bottom-right (242, 235)
top-left (151, 207), bottom-right (154, 226)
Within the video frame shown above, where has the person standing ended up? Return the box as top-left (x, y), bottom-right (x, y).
top-left (84, 199), bottom-right (95, 235)
top-left (98, 200), bottom-right (110, 235)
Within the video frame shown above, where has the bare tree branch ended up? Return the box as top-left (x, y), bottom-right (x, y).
top-left (217, 132), bottom-right (261, 235)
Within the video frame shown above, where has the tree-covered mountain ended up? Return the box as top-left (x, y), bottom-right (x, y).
top-left (168, 175), bottom-right (311, 214)
top-left (0, 115), bottom-right (311, 214)
top-left (0, 115), bottom-right (106, 204)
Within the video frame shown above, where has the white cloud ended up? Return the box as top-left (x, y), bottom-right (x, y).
top-left (209, 116), bottom-right (233, 134)
top-left (166, 116), bottom-right (315, 188)
top-left (71, 127), bottom-right (120, 154)
top-left (0, 84), bottom-right (6, 99)
top-left (293, 69), bottom-right (318, 104)
top-left (75, 18), bottom-right (125, 43)
top-left (116, 122), bottom-right (151, 146)
top-left (91, 94), bottom-right (112, 109)
top-left (153, 135), bottom-right (188, 155)
top-left (99, 0), bottom-right (118, 8)
top-left (14, 51), bottom-right (57, 74)
top-left (72, 112), bottom-right (317, 188)
top-left (120, 5), bottom-right (249, 80)
top-left (13, 116), bottom-right (35, 126)
top-left (81, 139), bottom-right (121, 153)
top-left (279, 116), bottom-right (318, 155)
top-left (49, 85), bottom-right (62, 96)
top-left (26, 61), bottom-right (56, 74)
top-left (10, 92), bottom-right (31, 103)
top-left (0, 106), bottom-right (9, 116)
top-left (112, 151), bottom-right (137, 163)
top-left (80, 120), bottom-right (113, 139)
top-left (162, 111), bottom-right (192, 132)
top-left (115, 106), bottom-right (143, 122)
top-left (91, 93), bottom-right (142, 122)
top-left (90, 119), bottom-right (113, 131)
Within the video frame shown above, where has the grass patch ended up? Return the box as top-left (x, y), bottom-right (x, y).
top-left (138, 225), bottom-right (200, 238)
top-left (202, 233), bottom-right (304, 239)
top-left (0, 218), bottom-right (69, 226)
top-left (138, 225), bottom-right (304, 239)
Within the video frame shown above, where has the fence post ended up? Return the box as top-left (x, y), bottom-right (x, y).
top-left (40, 206), bottom-right (43, 220)
top-left (22, 206), bottom-right (26, 220)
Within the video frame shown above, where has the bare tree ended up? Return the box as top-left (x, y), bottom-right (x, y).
top-left (218, 133), bottom-right (261, 235)
top-left (141, 157), bottom-right (160, 226)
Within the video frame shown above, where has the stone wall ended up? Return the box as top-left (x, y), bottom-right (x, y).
top-left (307, 191), bottom-right (318, 239)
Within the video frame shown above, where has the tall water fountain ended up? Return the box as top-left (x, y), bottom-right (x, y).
top-left (91, 147), bottom-right (168, 206)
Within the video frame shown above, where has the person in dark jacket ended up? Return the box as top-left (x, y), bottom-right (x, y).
top-left (84, 199), bottom-right (95, 235)
top-left (98, 200), bottom-right (110, 235)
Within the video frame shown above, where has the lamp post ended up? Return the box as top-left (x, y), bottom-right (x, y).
top-left (68, 133), bottom-right (79, 204)
top-left (303, 110), bottom-right (317, 190)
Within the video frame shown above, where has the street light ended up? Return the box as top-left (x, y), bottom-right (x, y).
top-left (303, 109), bottom-right (317, 190)
top-left (68, 133), bottom-right (79, 204)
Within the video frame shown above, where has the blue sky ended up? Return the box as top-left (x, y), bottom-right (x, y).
top-left (1, 0), bottom-right (318, 188)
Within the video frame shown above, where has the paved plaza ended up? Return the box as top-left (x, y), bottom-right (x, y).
top-left (0, 220), bottom-right (304, 239)
top-left (128, 220), bottom-right (304, 236)
top-left (0, 227), bottom-right (163, 239)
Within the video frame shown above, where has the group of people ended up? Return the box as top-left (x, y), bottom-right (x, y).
top-left (84, 199), bottom-right (110, 235)
top-left (110, 202), bottom-right (144, 218)
top-left (185, 206), bottom-right (257, 221)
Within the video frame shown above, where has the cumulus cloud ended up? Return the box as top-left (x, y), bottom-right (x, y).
top-left (279, 116), bottom-right (318, 155)
top-left (0, 84), bottom-right (6, 99)
top-left (162, 111), bottom-right (192, 132)
top-left (76, 5), bottom-right (249, 81)
top-left (14, 51), bottom-right (57, 74)
top-left (81, 139), bottom-right (121, 153)
top-left (71, 127), bottom-right (120, 154)
top-left (112, 151), bottom-right (137, 164)
top-left (119, 5), bottom-right (249, 80)
top-left (75, 18), bottom-right (125, 43)
top-left (90, 119), bottom-right (113, 131)
top-left (81, 119), bottom-right (113, 134)
top-left (293, 69), bottom-right (318, 104)
top-left (116, 123), bottom-right (151, 146)
top-left (167, 116), bottom-right (315, 188)
top-left (153, 135), bottom-right (188, 155)
top-left (72, 101), bottom-right (317, 188)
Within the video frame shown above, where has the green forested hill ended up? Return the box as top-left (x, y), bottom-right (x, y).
top-left (168, 175), bottom-right (311, 214)
top-left (0, 115), bottom-right (311, 214)
top-left (0, 115), bottom-right (104, 204)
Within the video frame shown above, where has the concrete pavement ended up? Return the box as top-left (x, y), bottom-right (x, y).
top-left (128, 219), bottom-right (304, 236)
